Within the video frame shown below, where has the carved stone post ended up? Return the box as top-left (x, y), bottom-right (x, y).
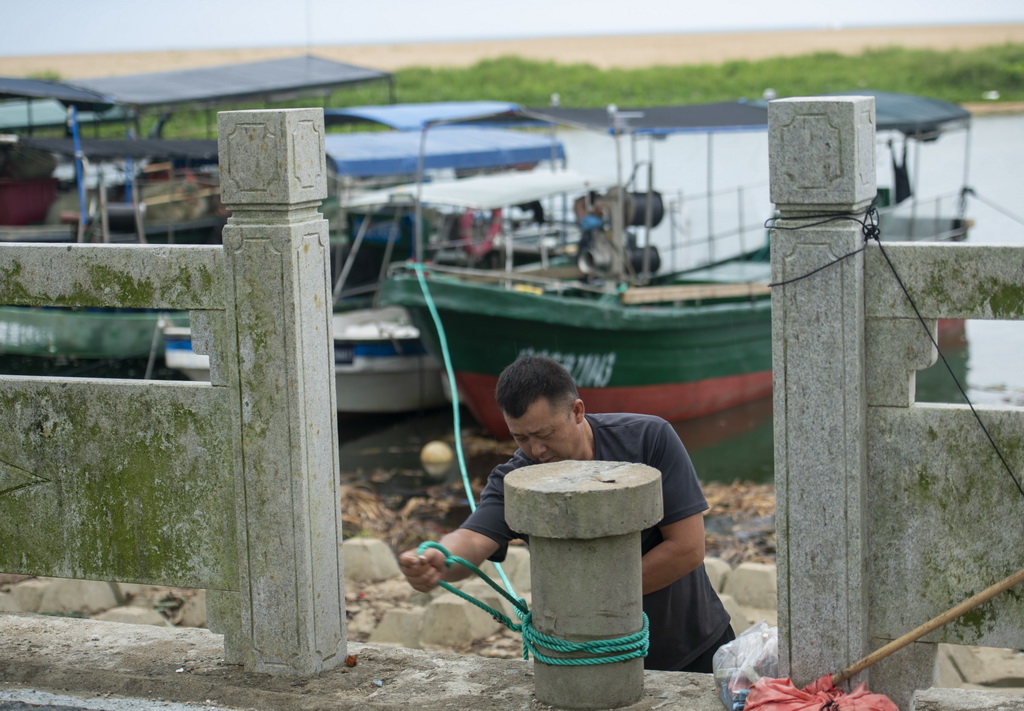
top-left (768, 97), bottom-right (875, 688)
top-left (505, 460), bottom-right (662, 710)
top-left (216, 108), bottom-right (345, 674)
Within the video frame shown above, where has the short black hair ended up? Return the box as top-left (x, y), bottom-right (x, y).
top-left (495, 355), bottom-right (578, 419)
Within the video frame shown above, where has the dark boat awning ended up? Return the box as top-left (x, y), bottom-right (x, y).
top-left (14, 127), bottom-right (565, 175)
top-left (0, 77), bottom-right (115, 111)
top-left (15, 137), bottom-right (219, 161)
top-left (830, 90), bottom-right (971, 137)
top-left (521, 91), bottom-right (969, 138)
top-left (71, 55), bottom-right (392, 110)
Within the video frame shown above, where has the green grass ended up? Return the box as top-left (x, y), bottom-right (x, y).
top-left (43, 42), bottom-right (1024, 139)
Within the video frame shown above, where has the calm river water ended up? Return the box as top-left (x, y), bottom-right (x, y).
top-left (340, 112), bottom-right (1024, 487)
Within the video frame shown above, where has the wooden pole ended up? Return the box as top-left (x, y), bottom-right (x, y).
top-left (832, 568), bottom-right (1024, 686)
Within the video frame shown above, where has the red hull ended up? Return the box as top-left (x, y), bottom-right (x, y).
top-left (457, 370), bottom-right (774, 438)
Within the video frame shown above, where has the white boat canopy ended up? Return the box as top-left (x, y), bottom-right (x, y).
top-left (345, 168), bottom-right (618, 211)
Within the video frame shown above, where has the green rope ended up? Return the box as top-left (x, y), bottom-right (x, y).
top-left (417, 542), bottom-right (649, 666)
top-left (410, 261), bottom-right (517, 597)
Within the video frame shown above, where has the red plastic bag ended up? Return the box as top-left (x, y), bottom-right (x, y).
top-left (745, 674), bottom-right (898, 711)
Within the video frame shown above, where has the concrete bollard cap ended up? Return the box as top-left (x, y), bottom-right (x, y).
top-left (506, 460), bottom-right (663, 539)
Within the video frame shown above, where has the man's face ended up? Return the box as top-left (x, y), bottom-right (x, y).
top-left (504, 396), bottom-right (587, 463)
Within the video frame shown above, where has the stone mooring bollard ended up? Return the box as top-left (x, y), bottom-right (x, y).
top-left (505, 460), bottom-right (663, 710)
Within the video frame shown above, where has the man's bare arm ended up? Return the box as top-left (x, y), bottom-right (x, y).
top-left (640, 513), bottom-right (706, 595)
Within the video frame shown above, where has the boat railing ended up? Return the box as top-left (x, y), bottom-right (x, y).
top-left (657, 181), bottom-right (772, 271)
top-left (387, 260), bottom-right (612, 296)
top-left (875, 188), bottom-right (970, 241)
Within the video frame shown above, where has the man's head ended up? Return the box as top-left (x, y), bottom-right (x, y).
top-left (495, 356), bottom-right (592, 463)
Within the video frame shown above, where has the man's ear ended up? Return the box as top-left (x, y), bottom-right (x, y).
top-left (572, 398), bottom-right (586, 424)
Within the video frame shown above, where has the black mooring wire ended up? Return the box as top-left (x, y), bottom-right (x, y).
top-left (764, 210), bottom-right (879, 288)
top-left (767, 206), bottom-right (1024, 500)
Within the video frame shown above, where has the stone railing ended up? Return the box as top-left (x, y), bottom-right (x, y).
top-left (769, 96), bottom-right (1024, 708)
top-left (0, 108), bottom-right (345, 676)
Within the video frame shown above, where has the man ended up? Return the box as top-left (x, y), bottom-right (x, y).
top-left (399, 355), bottom-right (734, 672)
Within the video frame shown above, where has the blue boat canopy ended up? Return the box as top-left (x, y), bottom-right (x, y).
top-left (324, 101), bottom-right (525, 130)
top-left (323, 127), bottom-right (564, 177)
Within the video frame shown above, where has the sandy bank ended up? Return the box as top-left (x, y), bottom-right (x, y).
top-left (1, 24), bottom-right (1023, 79)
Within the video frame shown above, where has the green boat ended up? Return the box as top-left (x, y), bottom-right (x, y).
top-left (376, 90), bottom-right (974, 436)
top-left (0, 306), bottom-right (189, 361)
top-left (378, 252), bottom-right (773, 437)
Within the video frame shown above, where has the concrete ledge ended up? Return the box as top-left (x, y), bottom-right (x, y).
top-left (0, 612), bottom-right (722, 711)
top-left (912, 688), bottom-right (1024, 711)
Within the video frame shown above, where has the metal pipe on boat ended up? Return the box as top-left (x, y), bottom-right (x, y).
top-left (642, 159), bottom-right (654, 281)
top-left (143, 315), bottom-right (166, 381)
top-left (333, 204), bottom-right (377, 306)
top-left (414, 125), bottom-right (429, 262)
top-left (737, 185), bottom-right (746, 256)
top-left (98, 169), bottom-right (110, 243)
top-left (909, 135), bottom-right (922, 239)
top-left (960, 121), bottom-right (973, 225)
top-left (68, 105), bottom-right (89, 242)
top-left (706, 132), bottom-right (714, 264)
top-left (373, 210), bottom-right (404, 306)
top-left (127, 141), bottom-right (148, 244)
top-left (609, 104), bottom-right (627, 284)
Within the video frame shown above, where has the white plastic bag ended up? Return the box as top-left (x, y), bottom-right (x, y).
top-left (712, 621), bottom-right (779, 711)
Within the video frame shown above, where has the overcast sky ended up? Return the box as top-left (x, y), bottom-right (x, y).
top-left (6, 0), bottom-right (1024, 57)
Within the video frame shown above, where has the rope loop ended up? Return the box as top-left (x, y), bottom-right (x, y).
top-left (416, 541), bottom-right (650, 665)
top-left (765, 206), bottom-right (879, 288)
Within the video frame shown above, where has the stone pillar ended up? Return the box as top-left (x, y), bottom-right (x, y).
top-left (505, 460), bottom-right (662, 710)
top-left (768, 98), bottom-right (876, 687)
top-left (217, 108), bottom-right (345, 675)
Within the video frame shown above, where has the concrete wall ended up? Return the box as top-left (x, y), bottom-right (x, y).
top-left (769, 97), bottom-right (1024, 708)
top-left (0, 108), bottom-right (346, 676)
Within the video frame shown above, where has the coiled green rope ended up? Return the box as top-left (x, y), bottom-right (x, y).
top-left (417, 541), bottom-right (649, 665)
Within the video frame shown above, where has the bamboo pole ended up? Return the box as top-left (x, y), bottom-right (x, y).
top-left (832, 568), bottom-right (1024, 686)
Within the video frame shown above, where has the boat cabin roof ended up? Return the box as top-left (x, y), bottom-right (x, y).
top-left (324, 127), bottom-right (564, 177)
top-left (324, 101), bottom-right (527, 130)
top-left (345, 168), bottom-right (617, 211)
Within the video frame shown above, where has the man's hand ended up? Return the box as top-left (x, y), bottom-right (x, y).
top-left (398, 546), bottom-right (447, 593)
top-left (398, 529), bottom-right (501, 593)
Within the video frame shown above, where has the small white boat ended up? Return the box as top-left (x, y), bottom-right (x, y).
top-left (330, 306), bottom-right (446, 414)
top-left (164, 306), bottom-right (446, 414)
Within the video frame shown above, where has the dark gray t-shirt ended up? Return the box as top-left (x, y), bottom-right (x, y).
top-left (461, 412), bottom-right (731, 670)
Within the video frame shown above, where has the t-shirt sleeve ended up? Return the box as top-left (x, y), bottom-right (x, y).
top-left (459, 453), bottom-right (529, 562)
top-left (645, 419), bottom-right (708, 525)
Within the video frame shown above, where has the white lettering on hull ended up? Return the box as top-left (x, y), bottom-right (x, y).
top-left (518, 348), bottom-right (616, 388)
top-left (0, 321), bottom-right (54, 351)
